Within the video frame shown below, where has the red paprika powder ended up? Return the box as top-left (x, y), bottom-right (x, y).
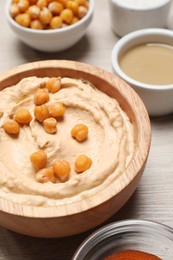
top-left (104, 249), bottom-right (161, 260)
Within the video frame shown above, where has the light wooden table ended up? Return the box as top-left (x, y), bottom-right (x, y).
top-left (1, 1), bottom-right (173, 259)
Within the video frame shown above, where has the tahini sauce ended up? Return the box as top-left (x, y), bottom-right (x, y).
top-left (119, 43), bottom-right (173, 85)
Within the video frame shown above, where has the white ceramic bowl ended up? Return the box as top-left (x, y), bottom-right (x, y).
top-left (112, 28), bottom-right (173, 117)
top-left (109, 0), bottom-right (172, 37)
top-left (5, 0), bottom-right (94, 52)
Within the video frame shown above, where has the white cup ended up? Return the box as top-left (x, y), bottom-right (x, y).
top-left (109, 0), bottom-right (172, 37)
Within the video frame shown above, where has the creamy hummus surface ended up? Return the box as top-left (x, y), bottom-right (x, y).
top-left (0, 77), bottom-right (134, 206)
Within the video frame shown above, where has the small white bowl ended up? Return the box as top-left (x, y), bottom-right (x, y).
top-left (5, 0), bottom-right (94, 52)
top-left (109, 0), bottom-right (172, 37)
top-left (112, 28), bottom-right (173, 117)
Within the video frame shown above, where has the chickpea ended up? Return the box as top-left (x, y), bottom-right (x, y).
top-left (27, 5), bottom-right (40, 19)
top-left (77, 6), bottom-right (88, 19)
top-left (34, 104), bottom-right (50, 122)
top-left (53, 160), bottom-right (71, 182)
top-left (15, 108), bottom-right (32, 124)
top-left (34, 88), bottom-right (49, 105)
top-left (18, 0), bottom-right (30, 12)
top-left (36, 0), bottom-right (47, 9)
top-left (9, 3), bottom-right (20, 18)
top-left (43, 117), bottom-right (57, 134)
top-left (45, 77), bottom-right (61, 93)
top-left (39, 7), bottom-right (52, 25)
top-left (83, 0), bottom-right (89, 9)
top-left (48, 2), bottom-right (64, 15)
top-left (3, 119), bottom-right (20, 135)
top-left (75, 154), bottom-right (92, 173)
top-left (71, 16), bottom-right (79, 24)
top-left (30, 19), bottom-right (43, 30)
top-left (15, 13), bottom-right (31, 27)
top-left (36, 168), bottom-right (56, 183)
top-left (74, 0), bottom-right (84, 5)
top-left (50, 16), bottom-right (62, 29)
top-left (48, 102), bottom-right (65, 118)
top-left (60, 8), bottom-right (73, 24)
top-left (71, 124), bottom-right (88, 142)
top-left (56, 0), bottom-right (68, 7)
top-left (66, 1), bottom-right (78, 15)
top-left (30, 150), bottom-right (47, 170)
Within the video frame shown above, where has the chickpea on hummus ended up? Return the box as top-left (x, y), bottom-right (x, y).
top-left (0, 76), bottom-right (134, 206)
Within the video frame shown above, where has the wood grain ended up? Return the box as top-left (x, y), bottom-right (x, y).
top-left (0, 0), bottom-right (173, 259)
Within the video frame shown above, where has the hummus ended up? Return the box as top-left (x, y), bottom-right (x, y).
top-left (0, 77), bottom-right (134, 206)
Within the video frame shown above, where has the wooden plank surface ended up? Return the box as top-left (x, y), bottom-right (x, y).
top-left (0, 0), bottom-right (173, 259)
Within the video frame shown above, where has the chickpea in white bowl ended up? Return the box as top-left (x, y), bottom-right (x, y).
top-left (5, 0), bottom-right (94, 52)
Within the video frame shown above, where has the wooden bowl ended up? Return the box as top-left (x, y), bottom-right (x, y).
top-left (0, 60), bottom-right (151, 238)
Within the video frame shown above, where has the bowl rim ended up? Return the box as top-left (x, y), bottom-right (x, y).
top-left (5, 0), bottom-right (94, 34)
top-left (111, 28), bottom-right (173, 91)
top-left (72, 219), bottom-right (173, 259)
top-left (0, 60), bottom-right (151, 218)
top-left (110, 0), bottom-right (171, 11)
